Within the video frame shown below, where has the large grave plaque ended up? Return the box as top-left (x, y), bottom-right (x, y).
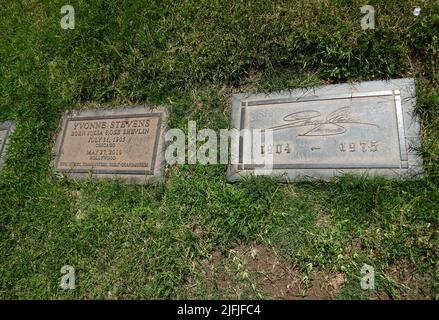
top-left (54, 106), bottom-right (167, 183)
top-left (227, 78), bottom-right (422, 181)
top-left (0, 121), bottom-right (15, 169)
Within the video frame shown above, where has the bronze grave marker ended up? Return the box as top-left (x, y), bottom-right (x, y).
top-left (54, 106), bottom-right (167, 183)
top-left (227, 78), bottom-right (422, 181)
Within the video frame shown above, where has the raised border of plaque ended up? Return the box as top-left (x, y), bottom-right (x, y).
top-left (0, 121), bottom-right (15, 169)
top-left (226, 78), bottom-right (422, 182)
top-left (53, 106), bottom-right (168, 183)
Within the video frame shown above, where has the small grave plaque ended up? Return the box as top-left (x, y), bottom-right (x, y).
top-left (0, 121), bottom-right (15, 169)
top-left (54, 106), bottom-right (167, 183)
top-left (227, 78), bottom-right (422, 181)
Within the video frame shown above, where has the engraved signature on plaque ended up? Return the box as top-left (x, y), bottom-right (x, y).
top-left (268, 107), bottom-right (379, 137)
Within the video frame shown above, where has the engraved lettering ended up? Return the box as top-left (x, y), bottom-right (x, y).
top-left (57, 114), bottom-right (160, 175)
top-left (260, 144), bottom-right (291, 155)
top-left (339, 141), bottom-right (379, 153)
top-left (269, 107), bottom-right (379, 137)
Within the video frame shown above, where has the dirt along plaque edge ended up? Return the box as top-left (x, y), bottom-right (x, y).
top-left (226, 78), bottom-right (422, 182)
top-left (53, 105), bottom-right (168, 184)
top-left (0, 121), bottom-right (15, 169)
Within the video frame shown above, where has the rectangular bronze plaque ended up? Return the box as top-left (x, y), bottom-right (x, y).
top-left (227, 78), bottom-right (422, 181)
top-left (0, 121), bottom-right (15, 169)
top-left (54, 106), bottom-right (167, 183)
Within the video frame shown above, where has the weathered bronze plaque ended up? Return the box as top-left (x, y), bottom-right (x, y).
top-left (227, 78), bottom-right (422, 181)
top-left (54, 106), bottom-right (167, 183)
top-left (0, 121), bottom-right (15, 169)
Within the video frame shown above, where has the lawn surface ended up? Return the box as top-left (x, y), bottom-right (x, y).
top-left (0, 0), bottom-right (438, 299)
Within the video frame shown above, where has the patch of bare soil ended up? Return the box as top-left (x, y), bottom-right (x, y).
top-left (233, 244), bottom-right (302, 299)
top-left (306, 270), bottom-right (345, 299)
top-left (204, 249), bottom-right (231, 291)
top-left (187, 244), bottom-right (349, 299)
top-left (229, 244), bottom-right (345, 299)
top-left (385, 259), bottom-right (433, 300)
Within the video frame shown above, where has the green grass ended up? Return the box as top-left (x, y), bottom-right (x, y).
top-left (0, 0), bottom-right (438, 299)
